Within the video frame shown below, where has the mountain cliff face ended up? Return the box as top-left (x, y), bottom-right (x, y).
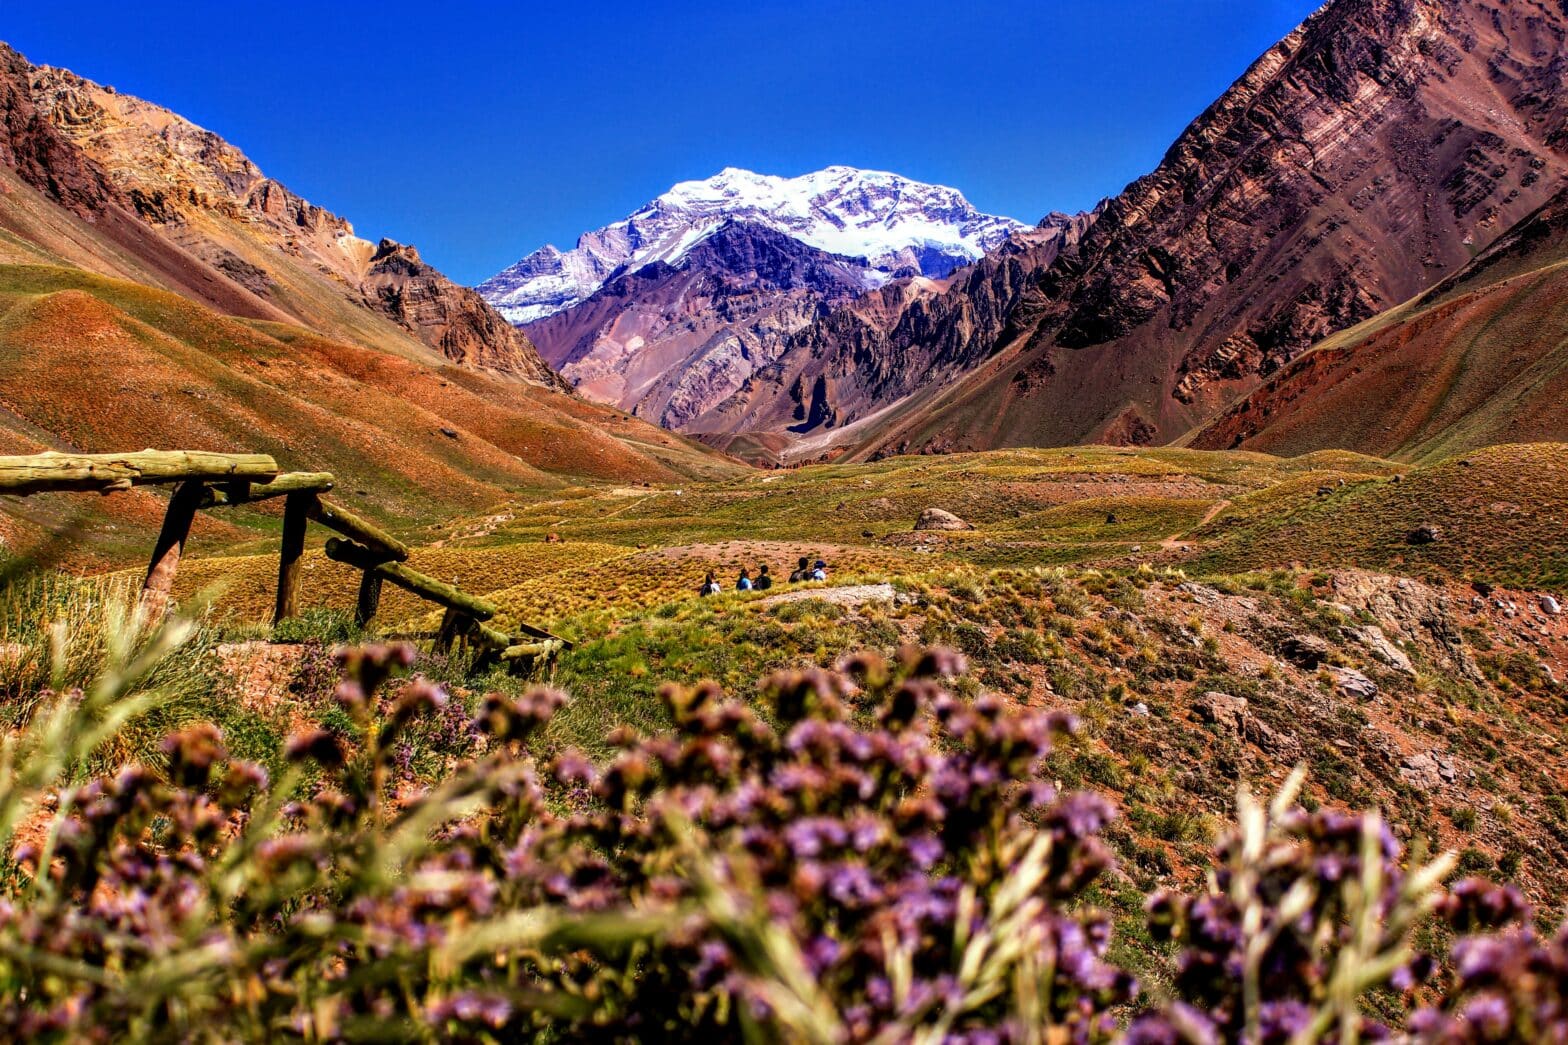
top-left (1, 45), bottom-right (560, 384)
top-left (523, 222), bottom-right (873, 428)
top-left (1187, 182), bottom-right (1568, 461)
top-left (843, 0), bottom-right (1568, 459)
top-left (480, 166), bottom-right (1026, 325)
top-left (692, 213), bottom-right (1097, 454)
top-left (496, 166), bottom-right (1027, 437)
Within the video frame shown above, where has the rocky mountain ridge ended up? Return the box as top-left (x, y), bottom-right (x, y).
top-left (1187, 181), bottom-right (1568, 460)
top-left (523, 220), bottom-right (875, 428)
top-left (479, 165), bottom-right (1026, 325)
top-left (848, 0), bottom-right (1568, 459)
top-left (3, 46), bottom-right (561, 385)
top-left (692, 211), bottom-right (1099, 456)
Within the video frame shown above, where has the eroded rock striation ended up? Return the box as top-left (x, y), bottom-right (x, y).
top-left (849, 0), bottom-right (1568, 458)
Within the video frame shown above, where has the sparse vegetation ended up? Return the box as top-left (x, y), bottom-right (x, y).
top-left (3, 442), bottom-right (1568, 1037)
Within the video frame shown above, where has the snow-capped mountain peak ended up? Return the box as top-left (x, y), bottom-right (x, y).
top-left (478, 166), bottom-right (1027, 324)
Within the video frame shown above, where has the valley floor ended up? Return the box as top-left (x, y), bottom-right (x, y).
top-left (5, 442), bottom-right (1565, 920)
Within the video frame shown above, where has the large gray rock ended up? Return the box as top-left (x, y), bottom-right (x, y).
top-left (1400, 751), bottom-right (1457, 792)
top-left (914, 508), bottom-right (972, 532)
top-left (1329, 572), bottom-right (1484, 684)
top-left (1348, 625), bottom-right (1414, 675)
top-left (1193, 691), bottom-right (1248, 733)
top-left (1329, 666), bottom-right (1379, 699)
top-left (1279, 634), bottom-right (1331, 668)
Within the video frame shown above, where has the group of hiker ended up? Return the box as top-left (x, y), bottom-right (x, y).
top-left (699, 556), bottom-right (827, 596)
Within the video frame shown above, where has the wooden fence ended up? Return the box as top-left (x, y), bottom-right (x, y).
top-left (0, 450), bottom-right (567, 669)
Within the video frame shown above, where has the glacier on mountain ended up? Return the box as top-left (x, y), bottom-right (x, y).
top-left (478, 165), bottom-right (1026, 324)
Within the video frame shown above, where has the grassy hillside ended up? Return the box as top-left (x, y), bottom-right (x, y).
top-left (1190, 443), bottom-right (1568, 590)
top-left (126, 443), bottom-right (1568, 636)
top-left (13, 439), bottom-right (1568, 1035)
top-left (0, 264), bottom-right (740, 566)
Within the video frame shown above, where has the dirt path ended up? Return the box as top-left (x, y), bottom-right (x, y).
top-left (757, 583), bottom-right (898, 609)
top-left (1158, 498), bottom-right (1232, 552)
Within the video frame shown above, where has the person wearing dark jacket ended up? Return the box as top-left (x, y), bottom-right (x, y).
top-left (788, 556), bottom-right (810, 583)
top-left (699, 572), bottom-right (721, 596)
top-left (755, 564), bottom-right (773, 590)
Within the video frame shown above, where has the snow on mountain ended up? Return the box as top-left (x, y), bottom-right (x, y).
top-left (478, 166), bottom-right (1028, 324)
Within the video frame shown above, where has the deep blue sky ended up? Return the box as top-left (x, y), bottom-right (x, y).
top-left (6, 1), bottom-right (1322, 284)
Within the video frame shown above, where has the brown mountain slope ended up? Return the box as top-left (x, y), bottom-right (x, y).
top-left (0, 263), bottom-right (738, 565)
top-left (0, 42), bottom-right (562, 385)
top-left (525, 222), bottom-right (873, 430)
top-left (1187, 184), bottom-right (1568, 460)
top-left (0, 41), bottom-right (745, 564)
top-left (846, 0), bottom-right (1568, 460)
top-left (697, 213), bottom-right (1095, 459)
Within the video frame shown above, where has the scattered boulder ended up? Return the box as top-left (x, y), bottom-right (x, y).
top-left (914, 508), bottom-right (972, 532)
top-left (1328, 666), bottom-right (1379, 699)
top-left (1128, 702), bottom-right (1150, 718)
top-left (1176, 582), bottom-right (1223, 607)
top-left (439, 426), bottom-right (459, 439)
top-left (1541, 595), bottom-right (1562, 617)
top-left (1347, 625), bottom-right (1414, 675)
top-left (1104, 512), bottom-right (1119, 525)
top-left (1246, 719), bottom-right (1299, 759)
top-left (1193, 691), bottom-right (1248, 733)
top-left (1400, 751), bottom-right (1457, 792)
top-left (1406, 525), bottom-right (1440, 545)
top-left (1278, 633), bottom-right (1331, 668)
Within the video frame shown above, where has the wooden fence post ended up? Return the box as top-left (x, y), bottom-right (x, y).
top-left (355, 571), bottom-right (384, 628)
top-left (434, 608), bottom-right (472, 654)
top-left (273, 491), bottom-right (310, 625)
top-left (141, 480), bottom-right (205, 619)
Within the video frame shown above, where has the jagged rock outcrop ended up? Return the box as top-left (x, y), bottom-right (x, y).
top-left (851, 0), bottom-right (1568, 459)
top-left (364, 240), bottom-right (564, 384)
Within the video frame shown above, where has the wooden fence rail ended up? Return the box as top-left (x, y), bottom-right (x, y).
top-left (0, 449), bottom-right (568, 671)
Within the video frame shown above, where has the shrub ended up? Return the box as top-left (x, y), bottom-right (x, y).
top-left (0, 624), bottom-right (1561, 1041)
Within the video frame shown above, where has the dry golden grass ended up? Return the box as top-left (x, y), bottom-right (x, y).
top-left (154, 541), bottom-right (629, 627)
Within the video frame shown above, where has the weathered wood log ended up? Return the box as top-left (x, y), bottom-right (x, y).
top-left (472, 622), bottom-right (513, 650)
top-left (273, 492), bottom-right (311, 624)
top-left (355, 571), bottom-right (384, 628)
top-left (472, 620), bottom-right (574, 653)
top-left (307, 497), bottom-right (409, 561)
top-left (140, 480), bottom-right (205, 618)
top-left (513, 619), bottom-right (574, 649)
top-left (499, 640), bottom-right (564, 662)
top-left (0, 450), bottom-right (278, 495)
top-left (322, 538), bottom-right (496, 620)
top-left (204, 472), bottom-right (335, 507)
